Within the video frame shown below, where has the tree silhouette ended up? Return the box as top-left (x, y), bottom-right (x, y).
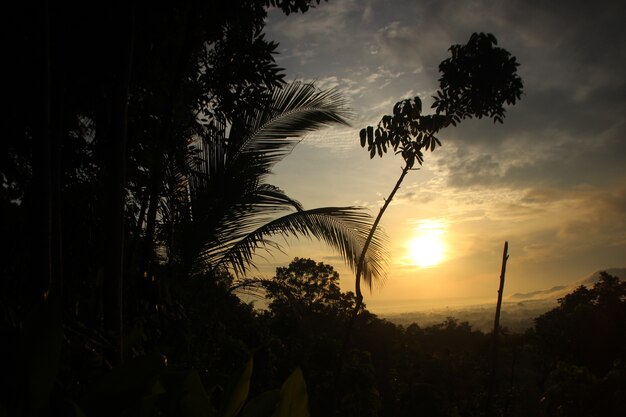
top-left (2, 2), bottom-right (358, 413)
top-left (262, 258), bottom-right (377, 417)
top-left (534, 272), bottom-right (626, 374)
top-left (356, 32), bottom-right (523, 304)
top-left (6, 0), bottom-right (307, 364)
top-left (176, 82), bottom-right (387, 282)
top-left (264, 258), bottom-right (357, 319)
top-left (534, 272), bottom-right (626, 416)
top-left (334, 33), bottom-right (523, 407)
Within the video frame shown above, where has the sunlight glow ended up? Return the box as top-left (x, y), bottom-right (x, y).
top-left (407, 220), bottom-right (447, 267)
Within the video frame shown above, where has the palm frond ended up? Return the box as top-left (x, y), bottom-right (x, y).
top-left (180, 82), bottom-right (389, 289)
top-left (250, 184), bottom-right (303, 212)
top-left (200, 207), bottom-right (388, 291)
top-left (183, 183), bottom-right (302, 269)
top-left (228, 81), bottom-right (352, 174)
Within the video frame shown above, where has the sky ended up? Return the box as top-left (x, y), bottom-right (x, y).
top-left (253, 0), bottom-right (626, 313)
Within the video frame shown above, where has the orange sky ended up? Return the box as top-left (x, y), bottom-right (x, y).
top-left (246, 0), bottom-right (626, 313)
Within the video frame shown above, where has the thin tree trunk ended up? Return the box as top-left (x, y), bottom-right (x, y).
top-left (141, 163), bottom-right (162, 272)
top-left (487, 241), bottom-right (509, 416)
top-left (139, 3), bottom-right (197, 281)
top-left (29, 0), bottom-right (64, 302)
top-left (50, 47), bottom-right (64, 305)
top-left (40, 0), bottom-right (53, 300)
top-left (125, 186), bottom-right (149, 279)
top-left (102, 2), bottom-right (135, 363)
top-left (20, 6), bottom-right (62, 414)
top-left (333, 163), bottom-right (411, 412)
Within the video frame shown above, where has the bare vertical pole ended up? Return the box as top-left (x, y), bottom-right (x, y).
top-left (493, 241), bottom-right (509, 343)
top-left (487, 241), bottom-right (509, 416)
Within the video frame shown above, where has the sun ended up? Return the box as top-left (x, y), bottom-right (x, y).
top-left (407, 221), bottom-right (446, 267)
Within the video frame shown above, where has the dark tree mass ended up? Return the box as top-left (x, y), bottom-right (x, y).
top-left (1, 1), bottom-right (624, 416)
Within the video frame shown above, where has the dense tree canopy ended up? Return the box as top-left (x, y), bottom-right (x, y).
top-left (1, 2), bottom-right (385, 416)
top-left (2, 0), bottom-right (383, 369)
top-left (534, 272), bottom-right (626, 373)
top-left (264, 258), bottom-right (357, 317)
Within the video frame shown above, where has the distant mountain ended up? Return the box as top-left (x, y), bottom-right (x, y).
top-left (384, 298), bottom-right (558, 333)
top-left (507, 267), bottom-right (626, 302)
top-left (509, 285), bottom-right (568, 301)
top-left (577, 267), bottom-right (626, 286)
top-left (383, 267), bottom-right (626, 333)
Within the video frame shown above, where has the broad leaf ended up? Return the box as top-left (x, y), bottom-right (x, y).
top-left (240, 390), bottom-right (281, 417)
top-left (272, 369), bottom-right (309, 417)
top-left (217, 356), bottom-right (254, 417)
top-left (209, 207), bottom-right (388, 290)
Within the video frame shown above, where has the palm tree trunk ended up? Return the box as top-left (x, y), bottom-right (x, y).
top-left (29, 0), bottom-right (63, 304)
top-left (125, 186), bottom-right (149, 280)
top-left (141, 167), bottom-right (163, 279)
top-left (139, 3), bottom-right (198, 282)
top-left (38, 0), bottom-right (53, 300)
top-left (102, 2), bottom-right (135, 363)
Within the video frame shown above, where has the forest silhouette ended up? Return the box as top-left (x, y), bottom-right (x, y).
top-left (2, 1), bottom-right (624, 416)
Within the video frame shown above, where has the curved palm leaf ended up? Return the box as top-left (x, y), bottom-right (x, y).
top-left (181, 183), bottom-right (302, 269)
top-left (177, 82), bottom-right (388, 290)
top-left (199, 207), bottom-right (388, 290)
top-left (187, 82), bottom-right (350, 228)
top-left (228, 81), bottom-right (352, 177)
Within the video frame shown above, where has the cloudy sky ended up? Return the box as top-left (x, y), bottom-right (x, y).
top-left (256, 0), bottom-right (626, 312)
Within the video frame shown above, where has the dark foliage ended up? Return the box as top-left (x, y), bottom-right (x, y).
top-left (534, 272), bottom-right (626, 374)
top-left (258, 264), bottom-right (625, 417)
top-left (1, 1), bottom-right (340, 416)
top-left (433, 32), bottom-right (524, 124)
top-left (359, 32), bottom-right (524, 169)
top-left (2, 1), bottom-right (622, 415)
top-left (533, 272), bottom-right (626, 416)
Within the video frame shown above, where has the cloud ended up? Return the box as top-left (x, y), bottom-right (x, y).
top-left (432, 111), bottom-right (626, 191)
top-left (264, 0), bottom-right (626, 301)
top-left (364, 66), bottom-right (404, 87)
top-left (306, 74), bottom-right (367, 102)
top-left (267, 0), bottom-right (365, 67)
top-left (269, 0), bottom-right (626, 200)
top-left (299, 126), bottom-right (360, 152)
top-left (508, 285), bottom-right (568, 301)
top-left (374, 19), bottom-right (451, 72)
top-left (555, 185), bottom-right (626, 243)
top-left (441, 151), bottom-right (503, 189)
top-left (267, 0), bottom-right (359, 38)
top-left (503, 183), bottom-right (626, 263)
top-left (386, 166), bottom-right (626, 265)
top-left (322, 254), bottom-right (346, 263)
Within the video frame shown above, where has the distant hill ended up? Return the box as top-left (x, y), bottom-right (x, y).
top-left (508, 267), bottom-right (626, 302)
top-left (508, 285), bottom-right (568, 301)
top-left (577, 267), bottom-right (626, 285)
top-left (383, 298), bottom-right (557, 333)
top-left (383, 267), bottom-right (626, 333)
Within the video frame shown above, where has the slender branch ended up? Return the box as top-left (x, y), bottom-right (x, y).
top-left (333, 162), bottom-right (411, 411)
top-left (354, 163), bottom-right (411, 301)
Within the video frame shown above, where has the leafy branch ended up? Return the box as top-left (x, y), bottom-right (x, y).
top-left (334, 33), bottom-right (524, 410)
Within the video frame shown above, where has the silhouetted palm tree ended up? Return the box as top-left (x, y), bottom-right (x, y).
top-left (165, 82), bottom-right (387, 286)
